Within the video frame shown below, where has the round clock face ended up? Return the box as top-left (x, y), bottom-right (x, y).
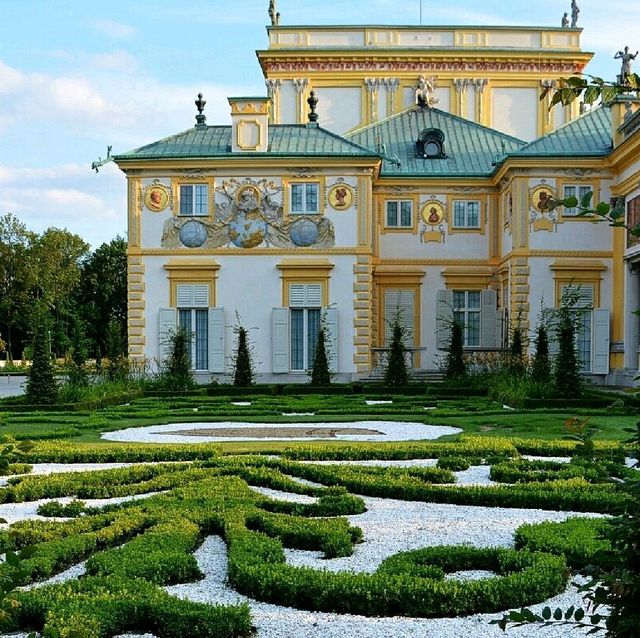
top-left (179, 220), bottom-right (208, 248)
top-left (425, 141), bottom-right (441, 157)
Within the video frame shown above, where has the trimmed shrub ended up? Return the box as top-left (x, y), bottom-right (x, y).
top-left (515, 517), bottom-right (614, 570)
top-left (310, 326), bottom-right (332, 386)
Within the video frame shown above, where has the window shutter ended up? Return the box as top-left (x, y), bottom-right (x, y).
top-left (591, 309), bottom-right (610, 375)
top-left (289, 284), bottom-right (306, 308)
top-left (176, 284), bottom-right (194, 307)
top-left (436, 289), bottom-right (454, 350)
top-left (306, 284), bottom-right (322, 307)
top-left (272, 307), bottom-right (290, 373)
top-left (193, 284), bottom-right (210, 308)
top-left (208, 307), bottom-right (225, 373)
top-left (384, 289), bottom-right (414, 346)
top-left (324, 307), bottom-right (338, 373)
top-left (158, 308), bottom-right (177, 361)
top-left (480, 289), bottom-right (498, 348)
top-left (562, 284), bottom-right (594, 308)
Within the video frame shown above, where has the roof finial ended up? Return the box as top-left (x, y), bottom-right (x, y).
top-left (268, 1), bottom-right (280, 25)
top-left (195, 93), bottom-right (207, 128)
top-left (307, 90), bottom-right (319, 123)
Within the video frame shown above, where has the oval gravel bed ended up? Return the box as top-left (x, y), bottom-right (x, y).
top-left (102, 421), bottom-right (462, 444)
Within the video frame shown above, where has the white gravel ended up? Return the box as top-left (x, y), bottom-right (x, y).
top-left (101, 421), bottom-right (462, 444)
top-left (301, 459), bottom-right (496, 486)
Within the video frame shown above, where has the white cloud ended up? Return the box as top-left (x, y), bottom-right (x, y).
top-left (0, 164), bottom-right (88, 184)
top-left (91, 50), bottom-right (139, 73)
top-left (91, 19), bottom-right (137, 40)
top-left (0, 60), bottom-right (26, 94)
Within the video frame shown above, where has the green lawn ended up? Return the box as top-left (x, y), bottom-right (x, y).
top-left (0, 393), bottom-right (636, 448)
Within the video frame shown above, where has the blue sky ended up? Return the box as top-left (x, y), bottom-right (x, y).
top-left (0, 0), bottom-right (637, 247)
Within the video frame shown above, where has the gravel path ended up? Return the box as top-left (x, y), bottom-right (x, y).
top-left (101, 421), bottom-right (462, 444)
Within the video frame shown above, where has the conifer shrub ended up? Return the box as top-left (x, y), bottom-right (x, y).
top-left (233, 326), bottom-right (254, 387)
top-left (310, 326), bottom-right (331, 386)
top-left (553, 305), bottom-right (583, 398)
top-left (158, 327), bottom-right (194, 392)
top-left (25, 310), bottom-right (58, 405)
top-left (444, 319), bottom-right (466, 381)
top-left (384, 311), bottom-right (409, 387)
top-left (531, 323), bottom-right (551, 384)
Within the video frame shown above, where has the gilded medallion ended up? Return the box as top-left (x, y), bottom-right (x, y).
top-left (529, 185), bottom-right (555, 213)
top-left (327, 183), bottom-right (354, 211)
top-left (420, 201), bottom-right (445, 226)
top-left (143, 184), bottom-right (170, 212)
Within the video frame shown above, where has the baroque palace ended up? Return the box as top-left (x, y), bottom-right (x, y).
top-left (113, 10), bottom-right (640, 385)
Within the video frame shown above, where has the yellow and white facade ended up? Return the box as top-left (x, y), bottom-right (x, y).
top-left (114, 20), bottom-right (640, 384)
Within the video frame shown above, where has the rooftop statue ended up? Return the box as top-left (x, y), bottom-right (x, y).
top-left (615, 46), bottom-right (638, 80)
top-left (561, 12), bottom-right (569, 28)
top-left (570, 0), bottom-right (579, 28)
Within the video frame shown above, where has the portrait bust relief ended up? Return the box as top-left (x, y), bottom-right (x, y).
top-left (328, 183), bottom-right (354, 210)
top-left (143, 183), bottom-right (170, 212)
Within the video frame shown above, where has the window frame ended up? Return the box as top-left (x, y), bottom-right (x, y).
top-left (178, 183), bottom-right (210, 217)
top-left (452, 289), bottom-right (481, 348)
top-left (562, 184), bottom-right (594, 218)
top-left (289, 182), bottom-right (321, 215)
top-left (385, 199), bottom-right (414, 229)
top-left (451, 199), bottom-right (481, 229)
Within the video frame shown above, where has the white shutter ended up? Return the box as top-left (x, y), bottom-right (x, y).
top-left (289, 284), bottom-right (306, 308)
top-left (324, 307), bottom-right (338, 372)
top-left (272, 307), bottom-right (290, 373)
top-left (306, 284), bottom-right (322, 307)
top-left (436, 289), bottom-right (454, 350)
top-left (384, 289), bottom-right (414, 346)
top-left (208, 307), bottom-right (225, 373)
top-left (591, 309), bottom-right (610, 375)
top-left (480, 289), bottom-right (499, 348)
top-left (176, 284), bottom-right (194, 307)
top-left (158, 308), bottom-right (177, 360)
top-left (562, 284), bottom-right (594, 308)
top-left (193, 284), bottom-right (210, 308)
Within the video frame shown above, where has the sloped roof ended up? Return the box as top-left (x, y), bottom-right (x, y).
top-left (510, 106), bottom-right (612, 157)
top-left (346, 106), bottom-right (525, 177)
top-left (113, 124), bottom-right (378, 161)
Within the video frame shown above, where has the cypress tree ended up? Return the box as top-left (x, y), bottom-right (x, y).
top-left (162, 327), bottom-right (194, 391)
top-left (233, 326), bottom-right (254, 386)
top-left (508, 324), bottom-right (526, 375)
top-left (531, 324), bottom-right (551, 384)
top-left (68, 316), bottom-right (88, 387)
top-left (384, 314), bottom-right (409, 386)
top-left (25, 310), bottom-right (58, 404)
top-left (553, 306), bottom-right (582, 398)
top-left (444, 319), bottom-right (466, 380)
top-left (311, 327), bottom-right (331, 386)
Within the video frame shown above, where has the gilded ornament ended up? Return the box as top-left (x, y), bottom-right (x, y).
top-left (420, 201), bottom-right (445, 226)
top-left (143, 183), bottom-right (170, 212)
top-left (327, 183), bottom-right (354, 210)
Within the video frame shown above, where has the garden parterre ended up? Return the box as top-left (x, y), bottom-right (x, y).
top-left (0, 434), bottom-right (631, 638)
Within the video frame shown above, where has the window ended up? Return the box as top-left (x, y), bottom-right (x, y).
top-left (289, 283), bottom-right (322, 371)
top-left (178, 309), bottom-right (209, 371)
top-left (453, 290), bottom-right (481, 347)
top-left (561, 284), bottom-right (594, 372)
top-left (180, 184), bottom-right (209, 216)
top-left (563, 185), bottom-right (592, 217)
top-left (386, 200), bottom-right (413, 228)
top-left (453, 200), bottom-right (480, 228)
top-left (176, 283), bottom-right (209, 370)
top-left (291, 183), bottom-right (319, 214)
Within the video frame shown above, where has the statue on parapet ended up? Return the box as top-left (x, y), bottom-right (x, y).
top-left (570, 0), bottom-right (579, 27)
top-left (561, 12), bottom-right (569, 28)
top-left (615, 46), bottom-right (639, 82)
top-left (415, 75), bottom-right (439, 108)
top-left (268, 1), bottom-right (280, 26)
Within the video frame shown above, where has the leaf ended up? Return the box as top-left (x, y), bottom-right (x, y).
top-left (575, 608), bottom-right (585, 622)
top-left (553, 608), bottom-right (563, 620)
top-left (4, 552), bottom-right (19, 568)
top-left (563, 196), bottom-right (579, 208)
top-left (542, 607), bottom-right (552, 620)
top-left (601, 86), bottom-right (620, 103)
top-left (583, 86), bottom-right (600, 104)
top-left (591, 614), bottom-right (602, 624)
top-left (0, 519), bottom-right (6, 525)
top-left (565, 605), bottom-right (575, 620)
top-left (595, 202), bottom-right (611, 216)
top-left (580, 191), bottom-right (594, 208)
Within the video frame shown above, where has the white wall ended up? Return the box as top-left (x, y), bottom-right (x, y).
top-left (315, 87), bottom-right (362, 133)
top-left (492, 87), bottom-right (538, 141)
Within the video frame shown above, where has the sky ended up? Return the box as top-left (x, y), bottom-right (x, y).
top-left (1, 0), bottom-right (638, 248)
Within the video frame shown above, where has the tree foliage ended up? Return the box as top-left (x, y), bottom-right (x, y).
top-left (384, 311), bottom-right (409, 387)
top-left (25, 308), bottom-right (58, 405)
top-left (444, 319), bottom-right (466, 381)
top-left (159, 328), bottom-right (194, 391)
top-left (541, 72), bottom-right (640, 109)
top-left (233, 326), bottom-right (254, 387)
top-left (531, 323), bottom-right (551, 384)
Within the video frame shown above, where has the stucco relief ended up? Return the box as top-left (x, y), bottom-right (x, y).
top-left (161, 177), bottom-right (335, 249)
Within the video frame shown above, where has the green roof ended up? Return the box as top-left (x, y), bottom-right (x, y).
top-left (510, 106), bottom-right (612, 157)
top-left (346, 106), bottom-right (525, 177)
top-left (113, 124), bottom-right (378, 161)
